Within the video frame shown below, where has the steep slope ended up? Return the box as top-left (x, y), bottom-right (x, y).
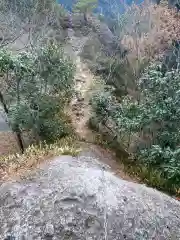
top-left (70, 55), bottom-right (94, 140)
top-left (59, 0), bottom-right (143, 14)
top-left (65, 28), bottom-right (95, 140)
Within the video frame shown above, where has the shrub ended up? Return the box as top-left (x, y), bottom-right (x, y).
top-left (91, 64), bottom-right (180, 192)
top-left (73, 0), bottom-right (98, 22)
top-left (91, 89), bottom-right (115, 120)
top-left (0, 43), bottom-right (75, 151)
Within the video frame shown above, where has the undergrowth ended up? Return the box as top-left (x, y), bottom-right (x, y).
top-left (89, 66), bottom-right (180, 197)
top-left (0, 136), bottom-right (81, 179)
top-left (86, 1), bottom-right (180, 198)
top-left (89, 118), bottom-right (179, 196)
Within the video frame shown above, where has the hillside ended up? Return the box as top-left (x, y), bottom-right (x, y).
top-left (59, 0), bottom-right (132, 13)
top-left (0, 0), bottom-right (180, 238)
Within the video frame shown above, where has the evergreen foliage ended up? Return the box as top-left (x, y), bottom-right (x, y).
top-left (91, 65), bottom-right (180, 189)
top-left (73, 0), bottom-right (98, 21)
top-left (0, 43), bottom-right (75, 151)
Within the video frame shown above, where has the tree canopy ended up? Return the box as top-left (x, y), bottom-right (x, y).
top-left (73, 0), bottom-right (98, 21)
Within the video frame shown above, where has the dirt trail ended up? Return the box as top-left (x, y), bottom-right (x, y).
top-left (68, 50), bottom-right (136, 182)
top-left (60, 30), bottom-right (135, 183)
top-left (70, 55), bottom-right (95, 141)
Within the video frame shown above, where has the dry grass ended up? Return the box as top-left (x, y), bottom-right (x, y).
top-left (120, 2), bottom-right (180, 79)
top-left (0, 136), bottom-right (81, 180)
top-left (121, 3), bottom-right (180, 55)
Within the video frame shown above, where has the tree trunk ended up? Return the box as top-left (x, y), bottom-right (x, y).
top-left (15, 77), bottom-right (24, 153)
top-left (0, 91), bottom-right (8, 114)
top-left (0, 91), bottom-right (24, 153)
top-left (83, 12), bottom-right (88, 23)
top-left (16, 129), bottom-right (24, 153)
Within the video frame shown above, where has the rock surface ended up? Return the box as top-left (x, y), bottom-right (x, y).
top-left (0, 154), bottom-right (180, 239)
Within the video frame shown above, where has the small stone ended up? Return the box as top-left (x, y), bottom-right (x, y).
top-left (77, 97), bottom-right (84, 102)
top-left (72, 106), bottom-right (78, 111)
top-left (76, 111), bottom-right (84, 117)
top-left (75, 78), bottom-right (83, 82)
top-left (44, 223), bottom-right (54, 237)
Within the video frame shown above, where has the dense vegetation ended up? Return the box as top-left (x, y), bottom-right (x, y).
top-left (0, 44), bottom-right (74, 152)
top-left (91, 56), bottom-right (180, 194)
top-left (89, 2), bottom-right (180, 194)
top-left (73, 0), bottom-right (98, 22)
top-left (1, 0), bottom-right (180, 196)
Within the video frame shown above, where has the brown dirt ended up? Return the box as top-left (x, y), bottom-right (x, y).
top-left (0, 132), bottom-right (19, 156)
top-left (69, 56), bottom-right (95, 141)
top-left (70, 56), bottom-right (136, 183)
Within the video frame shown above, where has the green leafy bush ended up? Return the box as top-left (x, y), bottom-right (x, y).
top-left (91, 64), bottom-right (180, 191)
top-left (73, 0), bottom-right (98, 22)
top-left (0, 43), bottom-right (75, 150)
top-left (91, 90), bottom-right (115, 120)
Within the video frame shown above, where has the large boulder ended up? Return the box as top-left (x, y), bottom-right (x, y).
top-left (63, 14), bottom-right (127, 58)
top-left (0, 154), bottom-right (180, 239)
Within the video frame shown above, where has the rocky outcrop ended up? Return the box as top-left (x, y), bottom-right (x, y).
top-left (0, 154), bottom-right (180, 239)
top-left (62, 13), bottom-right (127, 58)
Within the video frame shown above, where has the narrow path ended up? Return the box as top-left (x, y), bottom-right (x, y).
top-left (68, 51), bottom-right (136, 183)
top-left (65, 30), bottom-right (136, 183)
top-left (70, 55), bottom-right (94, 141)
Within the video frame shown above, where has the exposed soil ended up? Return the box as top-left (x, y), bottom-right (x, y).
top-left (69, 49), bottom-right (136, 182)
top-left (0, 132), bottom-right (19, 156)
top-left (70, 56), bottom-right (94, 141)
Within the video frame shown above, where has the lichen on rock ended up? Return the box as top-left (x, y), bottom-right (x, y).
top-left (0, 154), bottom-right (180, 239)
